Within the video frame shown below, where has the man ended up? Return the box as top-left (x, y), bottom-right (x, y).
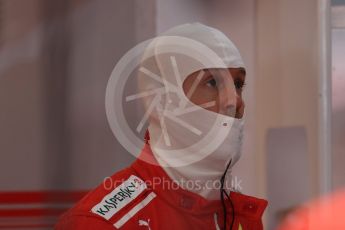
top-left (55, 23), bottom-right (267, 230)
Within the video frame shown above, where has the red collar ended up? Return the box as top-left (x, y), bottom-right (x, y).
top-left (131, 144), bottom-right (268, 219)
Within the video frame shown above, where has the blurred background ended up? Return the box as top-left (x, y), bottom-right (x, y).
top-left (0, 0), bottom-right (343, 229)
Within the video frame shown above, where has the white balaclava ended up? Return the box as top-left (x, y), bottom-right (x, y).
top-left (138, 23), bottom-right (245, 200)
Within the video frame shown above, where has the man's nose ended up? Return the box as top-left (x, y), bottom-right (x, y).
top-left (219, 85), bottom-right (237, 116)
top-left (220, 83), bottom-right (245, 117)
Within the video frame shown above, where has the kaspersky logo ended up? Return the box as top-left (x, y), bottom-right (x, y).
top-left (95, 182), bottom-right (136, 216)
top-left (92, 176), bottom-right (147, 220)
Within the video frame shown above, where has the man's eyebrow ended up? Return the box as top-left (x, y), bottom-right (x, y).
top-left (200, 71), bottom-right (214, 83)
top-left (239, 68), bottom-right (246, 76)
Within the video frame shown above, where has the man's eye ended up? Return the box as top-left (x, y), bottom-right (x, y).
top-left (234, 80), bottom-right (246, 90)
top-left (206, 78), bottom-right (217, 88)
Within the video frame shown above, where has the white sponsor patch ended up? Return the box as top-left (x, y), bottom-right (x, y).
top-left (91, 175), bottom-right (147, 220)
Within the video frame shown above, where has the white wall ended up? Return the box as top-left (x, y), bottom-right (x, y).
top-left (331, 17), bottom-right (345, 190)
top-left (58, 0), bottom-right (156, 189)
top-left (256, 0), bottom-right (331, 228)
top-left (0, 0), bottom-right (47, 190)
top-left (0, 0), bottom-right (156, 190)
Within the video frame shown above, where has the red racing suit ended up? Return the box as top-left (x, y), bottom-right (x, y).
top-left (55, 143), bottom-right (267, 230)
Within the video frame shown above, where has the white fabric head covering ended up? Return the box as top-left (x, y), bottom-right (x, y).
top-left (161, 23), bottom-right (245, 71)
top-left (138, 22), bottom-right (245, 114)
top-left (138, 23), bottom-right (245, 200)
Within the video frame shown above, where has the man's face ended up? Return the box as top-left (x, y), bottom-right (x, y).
top-left (182, 68), bottom-right (246, 118)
